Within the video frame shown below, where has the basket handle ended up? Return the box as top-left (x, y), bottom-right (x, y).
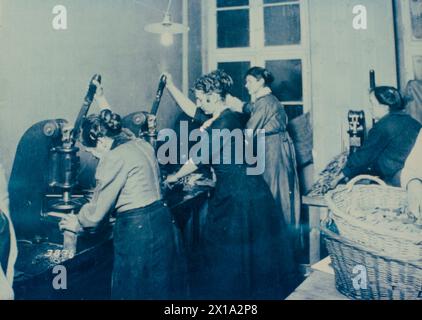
top-left (345, 175), bottom-right (386, 192)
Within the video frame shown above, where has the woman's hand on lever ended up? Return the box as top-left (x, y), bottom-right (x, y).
top-left (161, 71), bottom-right (197, 118)
top-left (93, 78), bottom-right (104, 97)
top-left (162, 72), bottom-right (174, 88)
top-left (92, 77), bottom-right (111, 111)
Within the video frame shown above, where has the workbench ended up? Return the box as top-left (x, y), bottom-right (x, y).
top-left (287, 270), bottom-right (349, 300)
top-left (287, 258), bottom-right (349, 300)
top-left (302, 195), bottom-right (329, 265)
top-left (13, 185), bottom-right (211, 300)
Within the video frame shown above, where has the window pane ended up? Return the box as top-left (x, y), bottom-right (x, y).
top-left (217, 9), bottom-right (250, 48)
top-left (264, 4), bottom-right (301, 46)
top-left (266, 59), bottom-right (303, 102)
top-left (264, 0), bottom-right (298, 3)
top-left (217, 0), bottom-right (249, 7)
top-left (284, 105), bottom-right (303, 121)
top-left (218, 61), bottom-right (251, 101)
top-left (414, 55), bottom-right (422, 80)
top-left (410, 0), bottom-right (422, 39)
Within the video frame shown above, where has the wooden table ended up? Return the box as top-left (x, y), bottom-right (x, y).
top-left (302, 195), bottom-right (329, 265)
top-left (13, 185), bottom-right (211, 300)
top-left (286, 270), bottom-right (349, 300)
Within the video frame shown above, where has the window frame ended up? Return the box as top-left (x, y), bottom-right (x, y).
top-left (399, 0), bottom-right (422, 83)
top-left (205, 0), bottom-right (312, 113)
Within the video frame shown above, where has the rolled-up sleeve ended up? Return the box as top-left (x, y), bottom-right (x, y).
top-left (78, 153), bottom-right (127, 228)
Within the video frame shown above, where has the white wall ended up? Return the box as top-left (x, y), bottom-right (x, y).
top-left (0, 0), bottom-right (192, 176)
top-left (308, 0), bottom-right (397, 173)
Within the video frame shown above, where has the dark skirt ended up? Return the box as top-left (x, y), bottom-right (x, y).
top-left (263, 132), bottom-right (301, 228)
top-left (0, 211), bottom-right (10, 273)
top-left (111, 201), bottom-right (184, 300)
top-left (196, 170), bottom-right (298, 300)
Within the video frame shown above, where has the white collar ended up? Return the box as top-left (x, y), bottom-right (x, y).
top-left (252, 87), bottom-right (272, 102)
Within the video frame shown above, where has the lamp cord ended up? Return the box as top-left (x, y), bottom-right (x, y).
top-left (165, 0), bottom-right (173, 14)
top-left (134, 0), bottom-right (165, 14)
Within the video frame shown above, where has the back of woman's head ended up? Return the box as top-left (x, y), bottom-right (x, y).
top-left (245, 67), bottom-right (274, 86)
top-left (371, 86), bottom-right (404, 111)
top-left (193, 70), bottom-right (233, 98)
top-left (81, 109), bottom-right (122, 148)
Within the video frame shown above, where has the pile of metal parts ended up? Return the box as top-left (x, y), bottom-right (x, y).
top-left (308, 152), bottom-right (348, 197)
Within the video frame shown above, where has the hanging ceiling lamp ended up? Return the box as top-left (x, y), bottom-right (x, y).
top-left (144, 0), bottom-right (190, 47)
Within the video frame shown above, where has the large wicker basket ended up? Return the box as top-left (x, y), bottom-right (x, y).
top-left (325, 175), bottom-right (422, 261)
top-left (321, 220), bottom-right (422, 300)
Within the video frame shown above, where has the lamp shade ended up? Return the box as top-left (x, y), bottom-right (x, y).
top-left (144, 13), bottom-right (189, 35)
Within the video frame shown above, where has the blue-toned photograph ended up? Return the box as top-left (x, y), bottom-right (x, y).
top-left (0, 0), bottom-right (421, 304)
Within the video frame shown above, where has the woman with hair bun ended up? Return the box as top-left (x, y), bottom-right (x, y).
top-left (59, 99), bottom-right (181, 299)
top-left (243, 67), bottom-right (301, 236)
top-left (339, 86), bottom-right (422, 186)
top-left (166, 70), bottom-right (298, 300)
top-left (162, 70), bottom-right (244, 121)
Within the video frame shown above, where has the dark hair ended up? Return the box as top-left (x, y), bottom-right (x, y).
top-left (371, 86), bottom-right (404, 111)
top-left (245, 67), bottom-right (274, 86)
top-left (81, 109), bottom-right (123, 148)
top-left (193, 70), bottom-right (233, 99)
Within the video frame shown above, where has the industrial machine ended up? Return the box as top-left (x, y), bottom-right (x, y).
top-left (122, 74), bottom-right (167, 149)
top-left (346, 70), bottom-right (375, 153)
top-left (9, 75), bottom-right (103, 247)
top-left (347, 110), bottom-right (366, 154)
top-left (46, 74), bottom-right (101, 214)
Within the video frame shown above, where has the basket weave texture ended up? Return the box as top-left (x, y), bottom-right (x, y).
top-left (325, 175), bottom-right (422, 260)
top-left (322, 222), bottom-right (422, 300)
top-left (323, 175), bottom-right (422, 300)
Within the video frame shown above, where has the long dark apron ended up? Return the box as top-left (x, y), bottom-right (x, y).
top-left (111, 201), bottom-right (183, 300)
top-left (0, 211), bottom-right (10, 273)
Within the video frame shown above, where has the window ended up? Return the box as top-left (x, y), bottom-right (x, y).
top-left (398, 0), bottom-right (422, 83)
top-left (206, 0), bottom-right (311, 119)
top-left (217, 61), bottom-right (251, 100)
top-left (264, 1), bottom-right (301, 46)
top-left (413, 55), bottom-right (422, 80)
top-left (217, 8), bottom-right (250, 48)
top-left (410, 0), bottom-right (422, 40)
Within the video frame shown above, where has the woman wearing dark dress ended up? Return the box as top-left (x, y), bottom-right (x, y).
top-left (58, 92), bottom-right (181, 299)
top-left (243, 67), bottom-right (301, 231)
top-left (337, 86), bottom-right (422, 187)
top-left (166, 71), bottom-right (298, 300)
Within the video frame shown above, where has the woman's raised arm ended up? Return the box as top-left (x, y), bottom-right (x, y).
top-left (163, 72), bottom-right (197, 118)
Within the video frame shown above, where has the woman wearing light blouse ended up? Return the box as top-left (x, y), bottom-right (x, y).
top-left (58, 84), bottom-right (182, 299)
top-left (401, 130), bottom-right (422, 224)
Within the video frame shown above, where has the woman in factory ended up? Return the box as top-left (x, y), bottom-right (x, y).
top-left (339, 86), bottom-right (422, 186)
top-left (58, 87), bottom-right (182, 300)
top-left (165, 70), bottom-right (298, 300)
top-left (164, 68), bottom-right (301, 233)
top-left (242, 67), bottom-right (301, 232)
